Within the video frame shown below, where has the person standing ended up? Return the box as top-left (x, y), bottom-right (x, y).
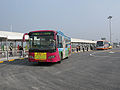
top-left (78, 46), bottom-right (80, 51)
top-left (9, 45), bottom-right (13, 57)
top-left (82, 45), bottom-right (85, 52)
top-left (17, 44), bottom-right (19, 51)
top-left (19, 46), bottom-right (23, 57)
top-left (76, 46), bottom-right (79, 52)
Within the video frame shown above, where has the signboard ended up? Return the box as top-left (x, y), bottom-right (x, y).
top-left (34, 52), bottom-right (47, 60)
top-left (30, 32), bottom-right (54, 36)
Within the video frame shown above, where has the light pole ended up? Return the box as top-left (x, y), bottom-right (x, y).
top-left (107, 16), bottom-right (112, 43)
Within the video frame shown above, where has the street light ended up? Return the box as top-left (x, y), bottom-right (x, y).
top-left (107, 16), bottom-right (112, 43)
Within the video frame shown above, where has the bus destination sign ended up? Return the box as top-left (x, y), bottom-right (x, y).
top-left (31, 32), bottom-right (54, 36)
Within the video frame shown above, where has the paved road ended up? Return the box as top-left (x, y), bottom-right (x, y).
top-left (0, 48), bottom-right (120, 90)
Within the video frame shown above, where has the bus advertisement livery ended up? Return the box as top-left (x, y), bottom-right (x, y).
top-left (96, 40), bottom-right (111, 50)
top-left (23, 30), bottom-right (71, 63)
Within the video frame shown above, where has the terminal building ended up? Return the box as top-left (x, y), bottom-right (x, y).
top-left (0, 31), bottom-right (25, 51)
top-left (0, 30), bottom-right (97, 60)
top-left (0, 30), bottom-right (96, 51)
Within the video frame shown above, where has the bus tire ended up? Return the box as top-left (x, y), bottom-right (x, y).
top-left (57, 60), bottom-right (61, 64)
top-left (66, 57), bottom-right (68, 59)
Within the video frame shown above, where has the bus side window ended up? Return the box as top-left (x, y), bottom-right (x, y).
top-left (57, 35), bottom-right (63, 48)
top-left (57, 35), bottom-right (59, 48)
top-left (59, 43), bottom-right (62, 48)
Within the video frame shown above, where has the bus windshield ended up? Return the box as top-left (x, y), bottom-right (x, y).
top-left (97, 41), bottom-right (103, 46)
top-left (29, 33), bottom-right (56, 50)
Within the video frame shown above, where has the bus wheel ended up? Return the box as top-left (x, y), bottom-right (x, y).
top-left (66, 57), bottom-right (68, 59)
top-left (57, 60), bottom-right (61, 64)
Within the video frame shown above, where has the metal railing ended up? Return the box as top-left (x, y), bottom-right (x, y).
top-left (71, 45), bottom-right (95, 53)
top-left (0, 50), bottom-right (28, 61)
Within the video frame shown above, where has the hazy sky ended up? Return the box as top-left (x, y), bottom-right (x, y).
top-left (0, 0), bottom-right (120, 42)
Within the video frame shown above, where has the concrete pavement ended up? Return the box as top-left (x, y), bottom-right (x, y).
top-left (0, 48), bottom-right (120, 90)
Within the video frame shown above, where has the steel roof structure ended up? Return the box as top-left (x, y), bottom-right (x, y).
top-left (0, 31), bottom-right (96, 43)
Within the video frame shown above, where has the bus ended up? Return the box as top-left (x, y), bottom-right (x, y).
top-left (96, 40), bottom-right (110, 50)
top-left (23, 30), bottom-right (71, 63)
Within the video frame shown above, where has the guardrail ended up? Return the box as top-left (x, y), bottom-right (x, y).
top-left (71, 45), bottom-right (95, 53)
top-left (0, 46), bottom-right (95, 61)
top-left (0, 50), bottom-right (28, 61)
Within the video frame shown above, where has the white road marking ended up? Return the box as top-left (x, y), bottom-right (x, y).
top-left (90, 51), bottom-right (120, 58)
top-left (32, 87), bottom-right (39, 90)
top-left (109, 51), bottom-right (115, 53)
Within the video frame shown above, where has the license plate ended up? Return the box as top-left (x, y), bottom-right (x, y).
top-left (34, 53), bottom-right (47, 60)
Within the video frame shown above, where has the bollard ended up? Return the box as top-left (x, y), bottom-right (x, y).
top-left (6, 50), bottom-right (8, 60)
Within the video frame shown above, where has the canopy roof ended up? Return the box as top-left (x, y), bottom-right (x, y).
top-left (71, 38), bottom-right (96, 44)
top-left (0, 31), bottom-right (28, 40)
top-left (0, 31), bottom-right (96, 43)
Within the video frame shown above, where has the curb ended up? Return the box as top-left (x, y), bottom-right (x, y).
top-left (8, 59), bottom-right (15, 62)
top-left (0, 58), bottom-right (25, 64)
top-left (0, 61), bottom-right (4, 63)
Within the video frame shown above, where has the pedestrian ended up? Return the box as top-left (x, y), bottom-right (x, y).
top-left (78, 46), bottom-right (80, 51)
top-left (82, 45), bottom-right (85, 52)
top-left (9, 45), bottom-right (13, 57)
top-left (19, 46), bottom-right (23, 57)
top-left (76, 46), bottom-right (79, 52)
top-left (86, 46), bottom-right (89, 51)
top-left (17, 44), bottom-right (19, 51)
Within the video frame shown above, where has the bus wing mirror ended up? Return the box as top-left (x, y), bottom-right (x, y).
top-left (23, 33), bottom-right (28, 42)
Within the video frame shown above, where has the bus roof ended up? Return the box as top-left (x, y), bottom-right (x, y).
top-left (57, 30), bottom-right (71, 40)
top-left (29, 30), bottom-right (71, 40)
top-left (29, 30), bottom-right (57, 34)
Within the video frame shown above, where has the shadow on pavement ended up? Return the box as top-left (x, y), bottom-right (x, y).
top-left (2, 58), bottom-right (56, 67)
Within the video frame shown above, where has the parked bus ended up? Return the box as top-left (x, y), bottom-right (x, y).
top-left (23, 30), bottom-right (71, 63)
top-left (96, 40), bottom-right (110, 50)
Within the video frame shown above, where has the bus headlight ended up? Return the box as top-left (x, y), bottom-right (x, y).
top-left (48, 55), bottom-right (55, 59)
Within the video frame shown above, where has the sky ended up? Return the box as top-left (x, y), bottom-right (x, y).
top-left (0, 0), bottom-right (120, 42)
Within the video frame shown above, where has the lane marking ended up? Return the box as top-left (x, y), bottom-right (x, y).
top-left (109, 51), bottom-right (115, 53)
top-left (0, 57), bottom-right (25, 63)
top-left (31, 87), bottom-right (39, 90)
top-left (90, 50), bottom-right (120, 58)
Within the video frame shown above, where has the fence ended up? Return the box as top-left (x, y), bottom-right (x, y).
top-left (0, 50), bottom-right (28, 61)
top-left (71, 44), bottom-right (96, 53)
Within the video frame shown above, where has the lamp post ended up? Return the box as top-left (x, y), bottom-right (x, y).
top-left (107, 16), bottom-right (112, 43)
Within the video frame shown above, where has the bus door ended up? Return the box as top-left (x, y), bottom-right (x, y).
top-left (62, 36), bottom-right (66, 59)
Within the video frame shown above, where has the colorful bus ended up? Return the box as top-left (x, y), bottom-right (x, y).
top-left (23, 30), bottom-right (71, 63)
top-left (96, 40), bottom-right (110, 50)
